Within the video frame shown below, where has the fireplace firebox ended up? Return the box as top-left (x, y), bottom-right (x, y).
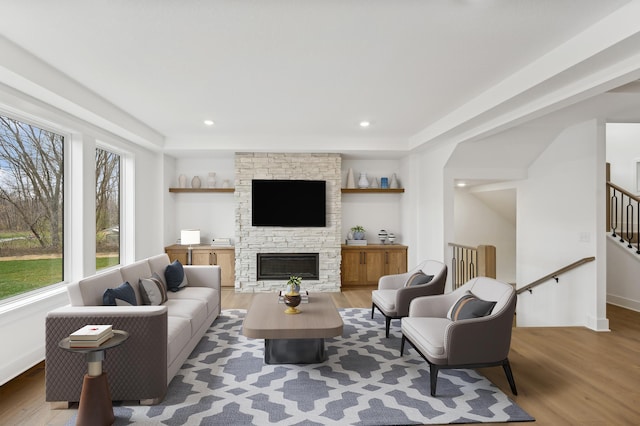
top-left (257, 253), bottom-right (319, 280)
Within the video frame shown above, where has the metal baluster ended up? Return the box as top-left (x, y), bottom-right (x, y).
top-left (620, 193), bottom-right (626, 243)
top-left (611, 188), bottom-right (618, 237)
top-left (627, 198), bottom-right (634, 248)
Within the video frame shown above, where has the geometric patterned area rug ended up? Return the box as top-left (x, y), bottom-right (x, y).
top-left (70, 309), bottom-right (534, 425)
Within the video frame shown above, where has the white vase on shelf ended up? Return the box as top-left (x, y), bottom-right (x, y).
top-left (358, 173), bottom-right (369, 188)
top-left (390, 173), bottom-right (399, 189)
top-left (346, 168), bottom-right (356, 188)
top-left (207, 172), bottom-right (216, 188)
top-left (191, 175), bottom-right (201, 188)
top-left (178, 174), bottom-right (187, 188)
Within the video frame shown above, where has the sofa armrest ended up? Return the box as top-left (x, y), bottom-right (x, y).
top-left (46, 305), bottom-right (168, 403)
top-left (184, 265), bottom-right (221, 290)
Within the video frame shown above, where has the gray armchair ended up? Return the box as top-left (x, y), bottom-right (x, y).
top-left (371, 260), bottom-right (447, 337)
top-left (400, 276), bottom-right (517, 397)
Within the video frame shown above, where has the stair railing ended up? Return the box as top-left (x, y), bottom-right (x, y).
top-left (516, 256), bottom-right (595, 295)
top-left (449, 243), bottom-right (496, 290)
top-left (607, 180), bottom-right (640, 255)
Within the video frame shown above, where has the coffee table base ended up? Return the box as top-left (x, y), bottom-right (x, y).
top-left (264, 338), bottom-right (326, 364)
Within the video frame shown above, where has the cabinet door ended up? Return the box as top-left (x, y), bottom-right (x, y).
top-left (165, 248), bottom-right (188, 265)
top-left (213, 249), bottom-right (235, 287)
top-left (385, 248), bottom-right (407, 275)
top-left (191, 249), bottom-right (213, 265)
top-left (363, 250), bottom-right (385, 285)
top-left (341, 249), bottom-right (363, 286)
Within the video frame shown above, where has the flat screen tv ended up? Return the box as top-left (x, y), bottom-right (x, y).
top-left (252, 179), bottom-right (326, 227)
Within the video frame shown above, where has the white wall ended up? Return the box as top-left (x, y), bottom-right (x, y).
top-left (516, 119), bottom-right (607, 330)
top-left (606, 122), bottom-right (640, 194)
top-left (454, 188), bottom-right (517, 283)
top-left (607, 236), bottom-right (640, 311)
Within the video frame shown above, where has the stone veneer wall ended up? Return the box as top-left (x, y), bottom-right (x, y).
top-left (235, 153), bottom-right (342, 292)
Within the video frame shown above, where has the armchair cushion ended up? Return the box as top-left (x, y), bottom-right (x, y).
top-left (446, 291), bottom-right (496, 321)
top-left (102, 281), bottom-right (138, 306)
top-left (404, 271), bottom-right (434, 287)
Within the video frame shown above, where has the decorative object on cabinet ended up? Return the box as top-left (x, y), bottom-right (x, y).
top-left (341, 244), bottom-right (408, 286)
top-left (390, 173), bottom-right (399, 189)
top-left (350, 225), bottom-right (365, 240)
top-left (378, 229), bottom-right (388, 244)
top-left (388, 233), bottom-right (396, 244)
top-left (341, 188), bottom-right (404, 193)
top-left (358, 173), bottom-right (369, 188)
top-left (346, 168), bottom-right (356, 188)
top-left (207, 172), bottom-right (216, 188)
top-left (178, 174), bottom-right (187, 188)
top-left (181, 229), bottom-right (201, 265)
top-left (380, 177), bottom-right (389, 189)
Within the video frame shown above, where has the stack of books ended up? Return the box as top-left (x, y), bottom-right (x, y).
top-left (278, 290), bottom-right (309, 303)
top-left (212, 238), bottom-right (232, 247)
top-left (69, 324), bottom-right (114, 348)
top-left (346, 239), bottom-right (367, 246)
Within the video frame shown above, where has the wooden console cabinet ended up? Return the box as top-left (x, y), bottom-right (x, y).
top-left (164, 244), bottom-right (235, 287)
top-left (341, 244), bottom-right (407, 286)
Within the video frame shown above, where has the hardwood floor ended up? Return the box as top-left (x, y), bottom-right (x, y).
top-left (2, 288), bottom-right (639, 425)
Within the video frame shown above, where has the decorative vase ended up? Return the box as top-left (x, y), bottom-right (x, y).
top-left (388, 233), bottom-right (396, 244)
top-left (222, 179), bottom-right (230, 188)
top-left (207, 172), bottom-right (216, 188)
top-left (358, 173), bottom-right (369, 188)
top-left (284, 293), bottom-right (301, 314)
top-left (353, 231), bottom-right (365, 240)
top-left (178, 174), bottom-right (187, 188)
top-left (390, 173), bottom-right (399, 189)
top-left (191, 176), bottom-right (201, 188)
top-left (346, 168), bottom-right (356, 188)
top-left (380, 177), bottom-right (389, 189)
top-left (370, 177), bottom-right (379, 188)
top-left (378, 229), bottom-right (388, 244)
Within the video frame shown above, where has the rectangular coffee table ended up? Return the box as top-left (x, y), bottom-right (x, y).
top-left (242, 293), bottom-right (343, 364)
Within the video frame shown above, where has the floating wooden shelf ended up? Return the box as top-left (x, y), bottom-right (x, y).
top-left (341, 188), bottom-right (404, 193)
top-left (169, 188), bottom-right (235, 193)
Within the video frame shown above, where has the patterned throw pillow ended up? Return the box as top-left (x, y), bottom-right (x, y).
top-left (139, 275), bottom-right (168, 305)
top-left (404, 271), bottom-right (434, 287)
top-left (103, 281), bottom-right (138, 306)
top-left (165, 260), bottom-right (189, 292)
top-left (447, 291), bottom-right (496, 321)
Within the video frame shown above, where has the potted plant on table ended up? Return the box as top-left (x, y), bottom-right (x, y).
top-left (350, 225), bottom-right (365, 240)
top-left (284, 275), bottom-right (302, 314)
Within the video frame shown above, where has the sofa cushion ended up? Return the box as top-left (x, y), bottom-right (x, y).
top-left (371, 290), bottom-right (397, 314)
top-left (165, 260), bottom-right (189, 292)
top-left (165, 299), bottom-right (208, 336)
top-left (166, 316), bottom-right (191, 367)
top-left (72, 269), bottom-right (125, 306)
top-left (102, 281), bottom-right (138, 306)
top-left (120, 259), bottom-right (153, 304)
top-left (405, 271), bottom-right (434, 287)
top-left (139, 274), bottom-right (168, 305)
top-left (401, 317), bottom-right (450, 359)
top-left (447, 291), bottom-right (496, 321)
top-left (167, 287), bottom-right (219, 317)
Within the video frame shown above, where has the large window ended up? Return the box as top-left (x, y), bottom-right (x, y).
top-left (95, 148), bottom-right (120, 270)
top-left (0, 115), bottom-right (64, 301)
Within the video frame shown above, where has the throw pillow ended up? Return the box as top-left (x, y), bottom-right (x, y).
top-left (447, 291), bottom-right (497, 321)
top-left (165, 260), bottom-right (189, 292)
top-left (103, 281), bottom-right (137, 306)
top-left (139, 276), bottom-right (168, 305)
top-left (404, 271), bottom-right (434, 287)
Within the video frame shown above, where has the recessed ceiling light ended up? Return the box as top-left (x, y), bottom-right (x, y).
top-left (204, 120), bottom-right (215, 126)
top-left (456, 182), bottom-right (467, 187)
top-left (359, 121), bottom-right (370, 128)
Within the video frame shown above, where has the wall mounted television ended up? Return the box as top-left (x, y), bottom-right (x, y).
top-left (252, 179), bottom-right (326, 227)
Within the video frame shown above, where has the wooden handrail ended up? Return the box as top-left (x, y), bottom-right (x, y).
top-left (607, 181), bottom-right (640, 202)
top-left (516, 256), bottom-right (595, 295)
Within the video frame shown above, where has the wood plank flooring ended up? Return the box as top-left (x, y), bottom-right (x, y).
top-left (2, 288), bottom-right (639, 425)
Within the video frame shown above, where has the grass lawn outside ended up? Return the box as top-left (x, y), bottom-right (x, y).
top-left (0, 255), bottom-right (119, 300)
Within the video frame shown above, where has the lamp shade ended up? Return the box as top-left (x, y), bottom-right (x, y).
top-left (181, 229), bottom-right (200, 246)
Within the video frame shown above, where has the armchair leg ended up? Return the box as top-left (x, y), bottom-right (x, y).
top-left (430, 364), bottom-right (439, 397)
top-left (371, 303), bottom-right (375, 319)
top-left (502, 359), bottom-right (518, 395)
top-left (400, 334), bottom-right (406, 356)
top-left (385, 316), bottom-right (391, 338)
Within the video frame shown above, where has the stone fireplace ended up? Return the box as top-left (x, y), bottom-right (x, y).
top-left (235, 153), bottom-right (342, 292)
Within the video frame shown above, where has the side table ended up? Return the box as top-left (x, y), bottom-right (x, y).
top-left (59, 330), bottom-right (129, 426)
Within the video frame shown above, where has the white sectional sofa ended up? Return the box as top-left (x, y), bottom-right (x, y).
top-left (45, 253), bottom-right (221, 405)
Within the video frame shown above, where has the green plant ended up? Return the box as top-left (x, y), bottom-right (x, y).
top-left (287, 275), bottom-right (302, 294)
top-left (350, 225), bottom-right (365, 233)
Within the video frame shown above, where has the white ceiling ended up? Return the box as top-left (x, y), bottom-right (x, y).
top-left (0, 0), bottom-right (639, 158)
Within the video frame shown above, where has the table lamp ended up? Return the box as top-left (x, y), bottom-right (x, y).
top-left (181, 229), bottom-right (200, 265)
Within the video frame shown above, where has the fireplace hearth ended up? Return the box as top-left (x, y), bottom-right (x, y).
top-left (257, 253), bottom-right (320, 280)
